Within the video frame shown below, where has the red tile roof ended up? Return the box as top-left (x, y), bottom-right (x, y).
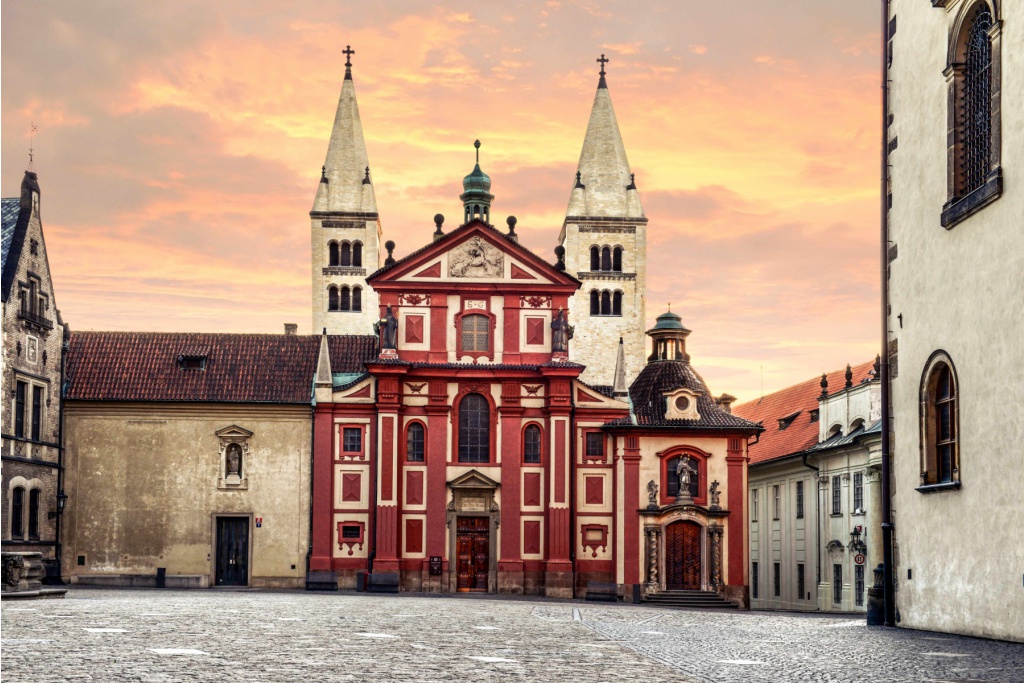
top-left (733, 360), bottom-right (876, 465)
top-left (67, 332), bottom-right (375, 404)
top-left (328, 335), bottom-right (378, 373)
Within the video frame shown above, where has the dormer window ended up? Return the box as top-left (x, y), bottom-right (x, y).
top-left (178, 355), bottom-right (207, 370)
top-left (664, 388), bottom-right (701, 421)
top-left (778, 410), bottom-right (801, 431)
top-left (810, 409), bottom-right (820, 423)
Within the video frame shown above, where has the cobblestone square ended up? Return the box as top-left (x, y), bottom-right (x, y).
top-left (3, 588), bottom-right (1022, 682)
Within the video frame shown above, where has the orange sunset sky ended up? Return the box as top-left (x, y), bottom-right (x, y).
top-left (1, 1), bottom-right (882, 403)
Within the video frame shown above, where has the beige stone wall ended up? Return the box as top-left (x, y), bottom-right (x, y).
top-left (562, 220), bottom-right (647, 386)
top-left (888, 0), bottom-right (1024, 641)
top-left (62, 402), bottom-right (311, 588)
top-left (311, 216), bottom-right (381, 336)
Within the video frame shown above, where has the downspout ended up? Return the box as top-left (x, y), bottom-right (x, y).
top-left (305, 399), bottom-right (314, 581)
top-left (569, 401), bottom-right (577, 598)
top-left (54, 326), bottom-right (69, 582)
top-left (880, 0), bottom-right (897, 627)
top-left (368, 418), bottom-right (377, 574)
top-left (801, 451), bottom-right (821, 597)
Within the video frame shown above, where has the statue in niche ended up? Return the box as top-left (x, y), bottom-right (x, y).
top-left (550, 308), bottom-right (574, 353)
top-left (448, 236), bottom-right (503, 278)
top-left (676, 457), bottom-right (698, 499)
top-left (375, 305), bottom-right (399, 349)
top-left (709, 480), bottom-right (722, 509)
top-left (647, 480), bottom-right (659, 509)
top-left (226, 443), bottom-right (242, 478)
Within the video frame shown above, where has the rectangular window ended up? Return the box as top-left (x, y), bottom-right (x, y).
top-left (772, 485), bottom-right (780, 520)
top-left (853, 472), bottom-right (864, 512)
top-left (31, 386), bottom-right (43, 441)
top-left (855, 564), bottom-right (865, 607)
top-left (523, 426), bottom-right (542, 464)
top-left (584, 432), bottom-right (604, 458)
top-left (832, 476), bottom-right (842, 515)
top-left (751, 489), bottom-right (758, 522)
top-left (796, 481), bottom-right (804, 519)
top-left (341, 525), bottom-right (361, 539)
top-left (751, 562), bottom-right (759, 600)
top-left (15, 381), bottom-right (27, 439)
top-left (460, 315), bottom-right (490, 352)
top-left (773, 562), bottom-right (781, 598)
top-left (342, 427), bottom-right (362, 454)
top-left (833, 564), bottom-right (843, 605)
top-left (11, 488), bottom-right (25, 538)
top-left (28, 489), bottom-right (40, 539)
top-left (797, 563), bottom-right (805, 601)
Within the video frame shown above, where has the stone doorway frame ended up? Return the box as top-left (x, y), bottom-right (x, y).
top-left (640, 503), bottom-right (727, 595)
top-left (445, 470), bottom-right (500, 594)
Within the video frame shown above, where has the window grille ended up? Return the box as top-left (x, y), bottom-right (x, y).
top-left (832, 476), bottom-right (842, 515)
top-left (523, 425), bottom-right (542, 463)
top-left (796, 481), bottom-right (804, 519)
top-left (461, 315), bottom-right (490, 352)
top-left (855, 564), bottom-right (865, 607)
top-left (406, 423), bottom-right (424, 462)
top-left (342, 427), bottom-right (362, 453)
top-left (585, 433), bottom-right (604, 458)
top-left (458, 393), bottom-right (490, 463)
top-left (961, 5), bottom-right (993, 196)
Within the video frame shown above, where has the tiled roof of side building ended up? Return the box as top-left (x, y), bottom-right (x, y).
top-left (67, 331), bottom-right (326, 404)
top-left (327, 335), bottom-right (378, 373)
top-left (732, 360), bottom-right (876, 465)
top-left (622, 360), bottom-right (761, 430)
top-left (2, 197), bottom-right (20, 272)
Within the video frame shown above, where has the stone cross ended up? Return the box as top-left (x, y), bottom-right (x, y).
top-left (596, 53), bottom-right (609, 77)
top-left (343, 45), bottom-right (355, 68)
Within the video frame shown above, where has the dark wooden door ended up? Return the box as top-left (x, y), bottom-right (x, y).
top-left (456, 517), bottom-right (489, 592)
top-left (215, 517), bottom-right (249, 586)
top-left (665, 521), bottom-right (702, 590)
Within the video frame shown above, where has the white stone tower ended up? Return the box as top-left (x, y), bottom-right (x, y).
top-left (311, 46), bottom-right (382, 336)
top-left (559, 55), bottom-right (647, 387)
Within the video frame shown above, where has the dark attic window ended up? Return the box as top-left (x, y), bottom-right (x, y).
top-left (778, 411), bottom-right (802, 431)
top-left (810, 409), bottom-right (820, 423)
top-left (178, 355), bottom-right (207, 371)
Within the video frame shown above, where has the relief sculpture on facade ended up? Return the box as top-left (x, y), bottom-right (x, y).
top-left (449, 236), bottom-right (503, 278)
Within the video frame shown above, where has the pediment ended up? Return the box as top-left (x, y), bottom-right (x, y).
top-left (215, 425), bottom-right (253, 439)
top-left (368, 221), bottom-right (580, 289)
top-left (573, 380), bottom-right (630, 409)
top-left (448, 469), bottom-right (500, 490)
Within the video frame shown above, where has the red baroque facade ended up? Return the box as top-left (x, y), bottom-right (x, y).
top-left (309, 220), bottom-right (762, 603)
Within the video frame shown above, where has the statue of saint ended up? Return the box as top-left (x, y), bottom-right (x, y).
top-left (676, 457), bottom-right (698, 498)
top-left (647, 480), bottom-right (659, 508)
top-left (379, 305), bottom-right (399, 349)
top-left (709, 480), bottom-right (722, 508)
top-left (226, 445), bottom-right (242, 477)
top-left (551, 308), bottom-right (573, 353)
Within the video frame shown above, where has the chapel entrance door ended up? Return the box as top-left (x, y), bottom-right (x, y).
top-left (215, 516), bottom-right (249, 586)
top-left (666, 520), bottom-right (702, 590)
top-left (456, 517), bottom-right (489, 592)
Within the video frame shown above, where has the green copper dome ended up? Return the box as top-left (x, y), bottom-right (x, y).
top-left (651, 309), bottom-right (687, 332)
top-left (460, 140), bottom-right (494, 224)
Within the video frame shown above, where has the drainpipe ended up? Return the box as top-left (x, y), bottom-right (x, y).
top-left (801, 452), bottom-right (821, 595)
top-left (568, 400), bottom-right (577, 598)
top-left (880, 0), bottom-right (897, 628)
top-left (305, 401), bottom-right (314, 582)
top-left (54, 326), bottom-right (69, 581)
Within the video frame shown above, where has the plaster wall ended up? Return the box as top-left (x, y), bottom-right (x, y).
top-left (62, 403), bottom-right (311, 588)
top-left (888, 0), bottom-right (1024, 641)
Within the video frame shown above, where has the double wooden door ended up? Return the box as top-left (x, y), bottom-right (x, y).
top-left (665, 520), bottom-right (702, 590)
top-left (456, 516), bottom-right (489, 592)
top-left (215, 517), bottom-right (249, 586)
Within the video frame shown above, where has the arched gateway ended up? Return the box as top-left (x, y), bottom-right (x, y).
top-left (665, 520), bottom-right (702, 590)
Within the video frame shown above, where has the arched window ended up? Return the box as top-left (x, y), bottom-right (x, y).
top-left (407, 422), bottom-right (425, 462)
top-left (340, 242), bottom-right (352, 267)
top-left (11, 487), bottom-right (24, 538)
top-left (328, 286), bottom-right (340, 311)
top-left (352, 286), bottom-right (362, 312)
top-left (943, 2), bottom-right (1002, 227)
top-left (922, 356), bottom-right (959, 487)
top-left (590, 246), bottom-right (600, 271)
top-left (612, 247), bottom-right (623, 272)
top-left (523, 424), bottom-right (542, 464)
top-left (328, 241), bottom-right (339, 266)
top-left (340, 286), bottom-right (351, 311)
top-left (590, 290), bottom-right (600, 315)
top-left (612, 291), bottom-right (623, 316)
top-left (461, 314), bottom-right (490, 352)
top-left (666, 455), bottom-right (700, 500)
top-left (352, 241), bottom-right (363, 267)
top-left (458, 393), bottom-right (490, 463)
top-left (600, 290), bottom-right (611, 316)
top-left (601, 246), bottom-right (611, 271)
top-left (28, 489), bottom-right (40, 539)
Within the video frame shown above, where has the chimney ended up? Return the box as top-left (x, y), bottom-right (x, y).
top-left (284, 323), bottom-right (298, 336)
top-left (716, 393), bottom-right (737, 414)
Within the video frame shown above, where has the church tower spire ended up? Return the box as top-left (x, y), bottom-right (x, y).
top-left (311, 45), bottom-right (382, 336)
top-left (559, 55), bottom-right (648, 388)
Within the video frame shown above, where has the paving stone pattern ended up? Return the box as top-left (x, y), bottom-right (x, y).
top-left (2, 588), bottom-right (1022, 683)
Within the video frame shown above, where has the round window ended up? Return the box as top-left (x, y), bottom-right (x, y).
top-left (674, 396), bottom-right (690, 411)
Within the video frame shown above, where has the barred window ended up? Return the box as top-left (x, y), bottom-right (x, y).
top-left (461, 315), bottom-right (490, 352)
top-left (832, 476), bottom-right (842, 515)
top-left (406, 423), bottom-right (425, 462)
top-left (796, 481), bottom-right (804, 519)
top-left (585, 432), bottom-right (604, 458)
top-left (523, 424), bottom-right (542, 463)
top-left (458, 393), bottom-right (490, 463)
top-left (960, 5), bottom-right (993, 197)
top-left (342, 427), bottom-right (362, 454)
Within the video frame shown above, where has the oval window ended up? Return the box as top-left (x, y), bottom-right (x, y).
top-left (675, 396), bottom-right (690, 411)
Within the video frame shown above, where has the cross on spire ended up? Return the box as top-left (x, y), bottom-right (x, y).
top-left (596, 53), bottom-right (609, 77)
top-left (343, 45), bottom-right (355, 68)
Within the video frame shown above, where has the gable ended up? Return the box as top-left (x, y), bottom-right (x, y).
top-left (368, 220), bottom-right (580, 290)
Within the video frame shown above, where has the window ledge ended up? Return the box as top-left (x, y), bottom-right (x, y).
top-left (941, 169), bottom-right (1002, 229)
top-left (915, 481), bottom-right (961, 494)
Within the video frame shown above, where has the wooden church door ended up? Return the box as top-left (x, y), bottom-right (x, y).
top-left (665, 521), bottom-right (702, 590)
top-left (456, 517), bottom-right (489, 592)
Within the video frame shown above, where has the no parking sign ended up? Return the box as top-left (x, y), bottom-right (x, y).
top-left (854, 553), bottom-right (865, 565)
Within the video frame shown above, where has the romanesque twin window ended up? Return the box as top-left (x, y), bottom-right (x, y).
top-left (589, 289), bottom-right (622, 316)
top-left (328, 285), bottom-right (362, 312)
top-left (328, 240), bottom-right (363, 267)
top-left (589, 245), bottom-right (623, 272)
top-left (941, 1), bottom-right (1002, 227)
top-left (918, 353), bottom-right (960, 492)
top-left (13, 380), bottom-right (45, 441)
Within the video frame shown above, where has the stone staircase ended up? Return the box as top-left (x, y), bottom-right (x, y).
top-left (641, 589), bottom-right (738, 610)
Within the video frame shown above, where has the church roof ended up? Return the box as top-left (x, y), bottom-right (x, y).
top-left (732, 360), bottom-right (876, 465)
top-left (66, 332), bottom-right (378, 404)
top-left (1, 197), bottom-right (19, 271)
top-left (564, 75), bottom-right (644, 220)
top-left (312, 63), bottom-right (377, 215)
top-left (613, 360), bottom-right (761, 431)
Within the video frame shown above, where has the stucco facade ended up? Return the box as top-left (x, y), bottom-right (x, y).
top-left (887, 0), bottom-right (1024, 641)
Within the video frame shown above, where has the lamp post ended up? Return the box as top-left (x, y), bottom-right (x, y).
top-left (56, 489), bottom-right (68, 515)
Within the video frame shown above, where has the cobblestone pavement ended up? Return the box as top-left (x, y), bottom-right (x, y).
top-left (1, 589), bottom-right (1021, 683)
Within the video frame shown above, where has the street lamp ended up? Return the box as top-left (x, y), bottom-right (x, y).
top-left (56, 489), bottom-right (68, 515)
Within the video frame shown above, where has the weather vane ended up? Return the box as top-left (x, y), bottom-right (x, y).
top-left (28, 121), bottom-right (38, 169)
